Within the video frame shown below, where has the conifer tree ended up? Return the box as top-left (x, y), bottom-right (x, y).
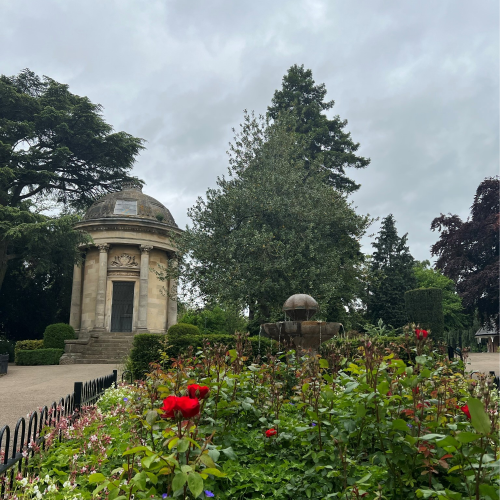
top-left (368, 214), bottom-right (416, 328)
top-left (267, 64), bottom-right (370, 193)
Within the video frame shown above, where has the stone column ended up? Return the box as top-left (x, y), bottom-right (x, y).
top-left (94, 244), bottom-right (110, 331)
top-left (166, 258), bottom-right (178, 330)
top-left (137, 245), bottom-right (153, 332)
top-left (69, 255), bottom-right (85, 335)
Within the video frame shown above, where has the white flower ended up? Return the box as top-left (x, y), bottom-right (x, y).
top-left (44, 475), bottom-right (50, 483)
top-left (47, 484), bottom-right (57, 492)
top-left (36, 492), bottom-right (42, 499)
top-left (63, 481), bottom-right (71, 489)
top-left (19, 478), bottom-right (28, 487)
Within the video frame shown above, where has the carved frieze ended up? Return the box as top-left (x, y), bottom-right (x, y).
top-left (110, 253), bottom-right (139, 268)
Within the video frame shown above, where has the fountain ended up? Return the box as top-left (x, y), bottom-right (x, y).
top-left (261, 294), bottom-right (343, 351)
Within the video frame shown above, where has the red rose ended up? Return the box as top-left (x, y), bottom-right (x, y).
top-left (187, 384), bottom-right (210, 400)
top-left (161, 396), bottom-right (200, 419)
top-left (415, 329), bottom-right (429, 340)
top-left (412, 386), bottom-right (420, 395)
top-left (457, 404), bottom-right (471, 420)
top-left (265, 428), bottom-right (277, 437)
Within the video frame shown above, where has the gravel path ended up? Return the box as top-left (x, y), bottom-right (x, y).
top-left (0, 363), bottom-right (123, 434)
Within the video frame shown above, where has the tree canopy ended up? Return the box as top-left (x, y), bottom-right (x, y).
top-left (431, 176), bottom-right (499, 328)
top-left (173, 113), bottom-right (369, 322)
top-left (368, 214), bottom-right (417, 328)
top-left (0, 69), bottom-right (145, 292)
top-left (267, 64), bottom-right (370, 193)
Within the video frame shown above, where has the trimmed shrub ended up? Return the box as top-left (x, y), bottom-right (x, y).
top-left (0, 336), bottom-right (15, 362)
top-left (129, 332), bottom-right (277, 379)
top-left (43, 323), bottom-right (76, 349)
top-left (15, 349), bottom-right (64, 365)
top-left (129, 334), bottom-right (165, 379)
top-left (15, 339), bottom-right (44, 353)
top-left (405, 288), bottom-right (444, 341)
top-left (167, 323), bottom-right (200, 338)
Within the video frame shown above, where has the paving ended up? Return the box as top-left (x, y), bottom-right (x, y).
top-left (0, 363), bottom-right (123, 434)
top-left (465, 352), bottom-right (500, 377)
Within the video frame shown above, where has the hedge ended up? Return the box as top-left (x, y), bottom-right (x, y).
top-left (15, 349), bottom-right (64, 366)
top-left (405, 288), bottom-right (444, 341)
top-left (15, 339), bottom-right (44, 353)
top-left (129, 333), bottom-right (277, 379)
top-left (43, 323), bottom-right (76, 349)
top-left (166, 323), bottom-right (200, 338)
top-left (0, 336), bottom-right (15, 362)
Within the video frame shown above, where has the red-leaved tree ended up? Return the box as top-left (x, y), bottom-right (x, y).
top-left (430, 177), bottom-right (499, 329)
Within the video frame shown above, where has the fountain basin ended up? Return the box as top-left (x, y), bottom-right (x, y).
top-left (262, 321), bottom-right (342, 351)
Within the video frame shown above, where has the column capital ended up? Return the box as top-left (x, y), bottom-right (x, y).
top-left (140, 245), bottom-right (153, 253)
top-left (97, 244), bottom-right (110, 253)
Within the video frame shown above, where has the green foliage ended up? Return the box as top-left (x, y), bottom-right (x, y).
top-left (0, 335), bottom-right (15, 361)
top-left (130, 331), bottom-right (277, 378)
top-left (431, 177), bottom-right (499, 327)
top-left (369, 214), bottom-right (417, 328)
top-left (173, 115), bottom-right (369, 322)
top-left (15, 339), bottom-right (44, 352)
top-left (43, 323), bottom-right (75, 349)
top-left (129, 333), bottom-right (165, 379)
top-left (413, 260), bottom-right (470, 331)
top-left (267, 64), bottom-right (370, 193)
top-left (405, 288), bottom-right (445, 341)
top-left (5, 340), bottom-right (499, 499)
top-left (15, 348), bottom-right (63, 365)
top-left (167, 323), bottom-right (201, 338)
top-left (179, 305), bottom-right (248, 335)
top-left (0, 68), bottom-right (144, 293)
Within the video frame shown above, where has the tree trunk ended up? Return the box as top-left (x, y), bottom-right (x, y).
top-left (0, 240), bottom-right (9, 292)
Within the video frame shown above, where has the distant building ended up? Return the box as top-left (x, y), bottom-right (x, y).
top-left (475, 322), bottom-right (499, 353)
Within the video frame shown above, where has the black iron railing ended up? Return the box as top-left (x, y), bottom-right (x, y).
top-left (0, 370), bottom-right (118, 496)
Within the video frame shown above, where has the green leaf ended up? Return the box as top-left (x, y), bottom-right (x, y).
top-left (456, 431), bottom-right (481, 444)
top-left (202, 467), bottom-right (227, 477)
top-left (177, 438), bottom-right (189, 453)
top-left (420, 434), bottom-right (445, 441)
top-left (319, 358), bottom-right (329, 369)
top-left (123, 446), bottom-right (149, 456)
top-left (468, 397), bottom-right (491, 434)
top-left (302, 383), bottom-right (310, 393)
top-left (415, 355), bottom-right (426, 365)
top-left (200, 453), bottom-right (216, 468)
top-left (436, 435), bottom-right (459, 448)
top-left (187, 471), bottom-right (204, 498)
top-left (356, 404), bottom-right (366, 418)
top-left (172, 472), bottom-right (188, 491)
top-left (392, 419), bottom-right (410, 432)
top-left (145, 410), bottom-right (158, 426)
top-left (88, 473), bottom-right (106, 484)
top-left (222, 447), bottom-right (237, 460)
top-left (377, 381), bottom-right (390, 395)
top-left (479, 483), bottom-right (499, 499)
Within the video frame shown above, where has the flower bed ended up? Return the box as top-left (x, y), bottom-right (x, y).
top-left (4, 332), bottom-right (499, 500)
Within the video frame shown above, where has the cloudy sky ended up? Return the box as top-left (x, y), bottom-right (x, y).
top-left (2, 0), bottom-right (498, 262)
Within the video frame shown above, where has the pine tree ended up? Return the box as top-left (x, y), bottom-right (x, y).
top-left (368, 214), bottom-right (417, 328)
top-left (267, 64), bottom-right (370, 193)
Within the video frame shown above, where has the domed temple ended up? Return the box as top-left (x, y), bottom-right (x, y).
top-left (60, 184), bottom-right (182, 364)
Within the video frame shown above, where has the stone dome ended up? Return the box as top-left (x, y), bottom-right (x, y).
top-left (282, 294), bottom-right (319, 321)
top-left (83, 184), bottom-right (177, 227)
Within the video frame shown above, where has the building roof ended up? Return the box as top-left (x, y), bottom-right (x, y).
top-left (83, 184), bottom-right (177, 227)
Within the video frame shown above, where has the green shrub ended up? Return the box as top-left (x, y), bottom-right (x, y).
top-left (129, 332), bottom-right (277, 379)
top-left (43, 323), bottom-right (76, 349)
top-left (15, 339), bottom-right (44, 353)
top-left (178, 305), bottom-right (248, 335)
top-left (15, 349), bottom-right (64, 365)
top-left (166, 323), bottom-right (200, 338)
top-left (405, 287), bottom-right (444, 341)
top-left (129, 333), bottom-right (165, 379)
top-left (0, 336), bottom-right (15, 362)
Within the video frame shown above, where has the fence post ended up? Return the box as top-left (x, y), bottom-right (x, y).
top-left (74, 382), bottom-right (83, 412)
top-left (113, 369), bottom-right (118, 389)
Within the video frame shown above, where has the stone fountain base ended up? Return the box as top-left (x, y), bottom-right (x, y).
top-left (262, 321), bottom-right (342, 351)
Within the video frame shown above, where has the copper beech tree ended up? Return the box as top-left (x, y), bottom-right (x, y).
top-left (431, 177), bottom-right (499, 328)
